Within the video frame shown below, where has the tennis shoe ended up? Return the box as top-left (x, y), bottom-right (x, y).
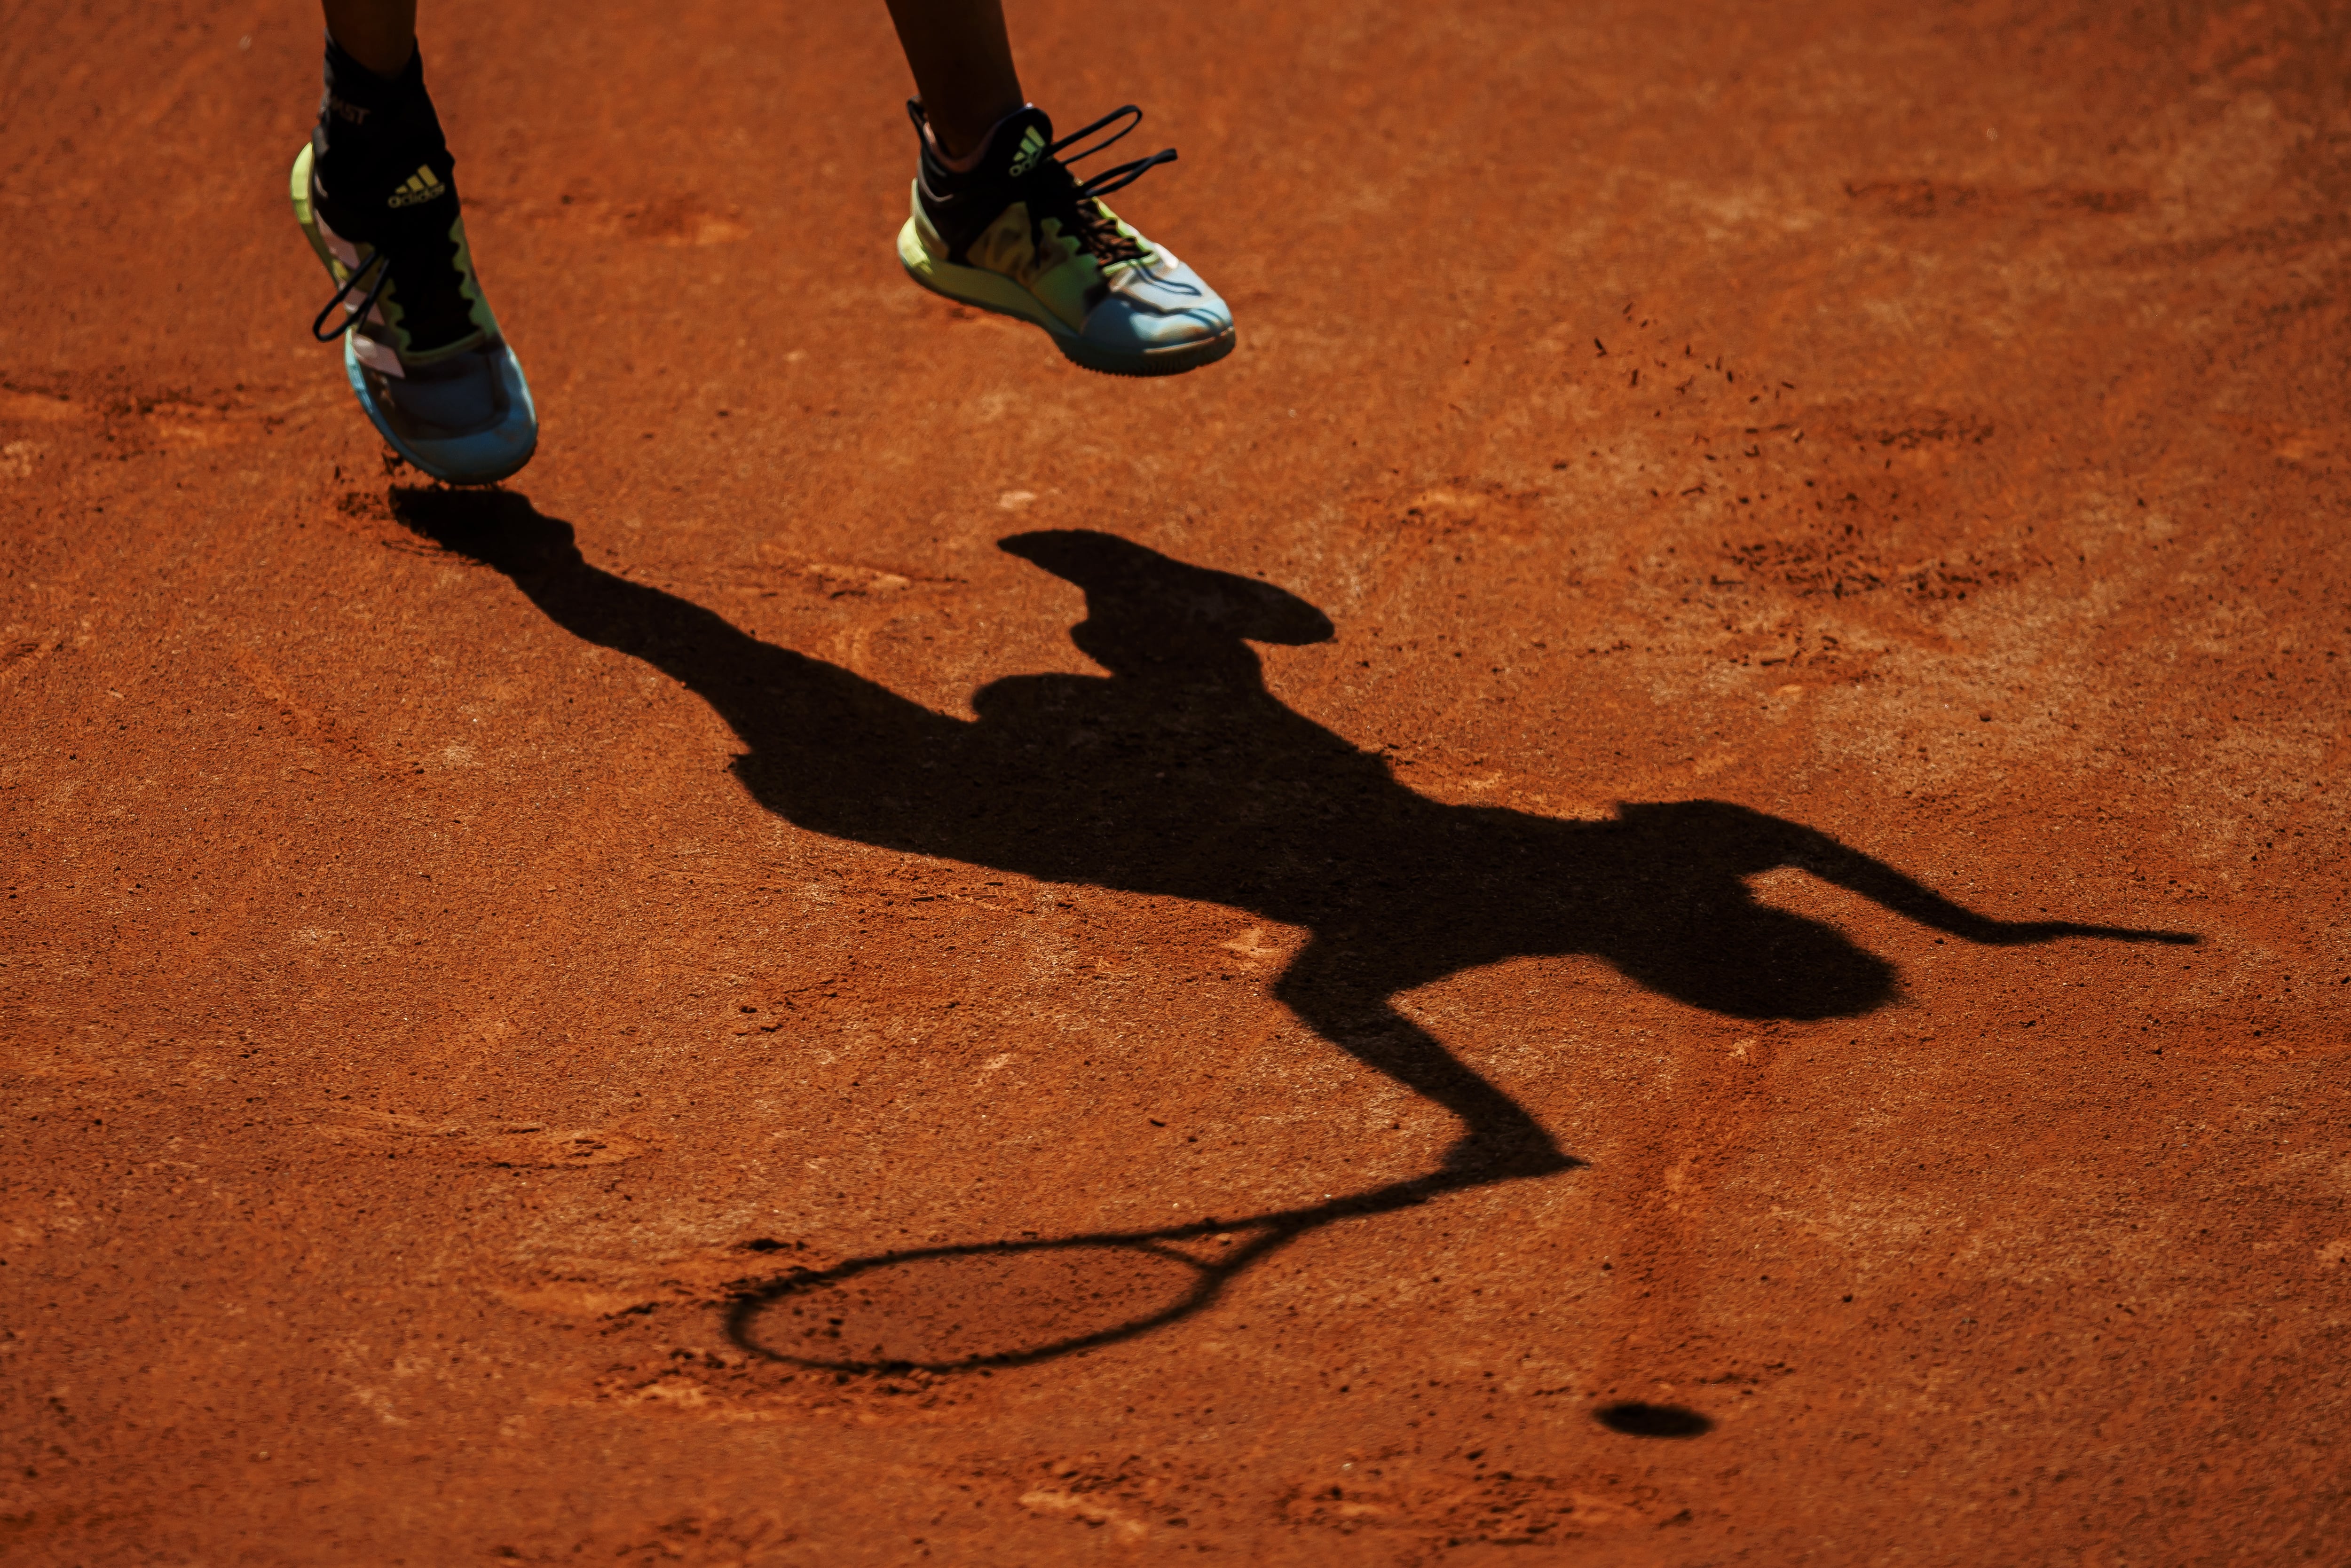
top-left (896, 102), bottom-right (1235, 377)
top-left (292, 51), bottom-right (535, 486)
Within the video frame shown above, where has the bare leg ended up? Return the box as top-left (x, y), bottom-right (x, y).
top-left (882, 0), bottom-right (1026, 158)
top-left (326, 0), bottom-right (1024, 158)
top-left (321, 0), bottom-right (415, 77)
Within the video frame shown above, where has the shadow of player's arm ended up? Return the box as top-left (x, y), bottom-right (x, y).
top-left (1778, 823), bottom-right (2199, 946)
top-left (1271, 938), bottom-right (1574, 1182)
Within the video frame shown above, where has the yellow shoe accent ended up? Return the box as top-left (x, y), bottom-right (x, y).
top-left (897, 199), bottom-right (1073, 342)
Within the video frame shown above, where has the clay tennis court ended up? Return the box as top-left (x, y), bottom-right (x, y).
top-left (6, 0), bottom-right (2348, 1560)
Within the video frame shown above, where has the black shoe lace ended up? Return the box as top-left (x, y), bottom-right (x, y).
top-left (1029, 106), bottom-right (1177, 267)
top-left (310, 246), bottom-right (393, 343)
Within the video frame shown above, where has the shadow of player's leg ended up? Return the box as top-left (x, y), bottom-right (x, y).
top-left (1272, 938), bottom-right (1575, 1184)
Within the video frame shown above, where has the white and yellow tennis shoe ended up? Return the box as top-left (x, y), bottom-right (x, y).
top-left (896, 103), bottom-right (1235, 378)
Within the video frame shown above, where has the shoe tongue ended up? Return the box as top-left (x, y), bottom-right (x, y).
top-left (979, 106), bottom-right (1056, 181)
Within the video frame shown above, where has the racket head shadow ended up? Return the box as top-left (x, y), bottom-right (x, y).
top-left (726, 1235), bottom-right (1231, 1373)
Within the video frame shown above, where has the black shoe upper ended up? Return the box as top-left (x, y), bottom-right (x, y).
top-left (311, 35), bottom-right (482, 355)
top-left (910, 102), bottom-right (1168, 271)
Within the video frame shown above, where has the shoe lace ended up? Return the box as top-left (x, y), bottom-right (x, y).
top-left (1030, 106), bottom-right (1176, 267)
top-left (311, 247), bottom-right (393, 342)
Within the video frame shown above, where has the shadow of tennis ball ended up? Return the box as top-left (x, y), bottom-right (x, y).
top-left (733, 1240), bottom-right (1217, 1371)
top-left (1594, 1402), bottom-right (1713, 1438)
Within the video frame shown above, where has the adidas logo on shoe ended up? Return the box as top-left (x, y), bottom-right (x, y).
top-left (386, 164), bottom-right (449, 209)
top-left (1007, 126), bottom-right (1048, 177)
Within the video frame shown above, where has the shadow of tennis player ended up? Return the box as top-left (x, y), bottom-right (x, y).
top-left (393, 490), bottom-right (2194, 1371)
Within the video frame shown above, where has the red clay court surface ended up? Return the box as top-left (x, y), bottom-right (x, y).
top-left (6, 1), bottom-right (2351, 1562)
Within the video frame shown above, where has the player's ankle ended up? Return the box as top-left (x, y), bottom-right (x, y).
top-left (312, 33), bottom-right (455, 237)
top-left (322, 31), bottom-right (428, 122)
top-left (922, 102), bottom-right (1030, 175)
top-left (328, 26), bottom-right (415, 83)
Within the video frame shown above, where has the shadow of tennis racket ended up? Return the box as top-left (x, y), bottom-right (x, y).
top-left (725, 1168), bottom-right (1503, 1373)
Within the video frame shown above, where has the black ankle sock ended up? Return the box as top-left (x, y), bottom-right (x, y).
top-left (313, 36), bottom-right (458, 231)
top-left (312, 34), bottom-right (478, 351)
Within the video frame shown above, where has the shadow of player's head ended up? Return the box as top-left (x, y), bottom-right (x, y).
top-left (1000, 530), bottom-right (1332, 681)
top-left (1608, 898), bottom-right (1901, 1019)
top-left (1481, 800), bottom-right (1906, 1022)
